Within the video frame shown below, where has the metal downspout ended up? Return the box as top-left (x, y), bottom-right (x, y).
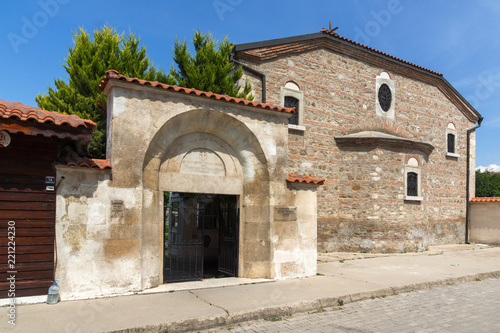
top-left (465, 118), bottom-right (483, 244)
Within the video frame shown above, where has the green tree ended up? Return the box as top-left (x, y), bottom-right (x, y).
top-left (36, 26), bottom-right (172, 158)
top-left (169, 31), bottom-right (253, 100)
top-left (37, 28), bottom-right (252, 158)
top-left (475, 170), bottom-right (500, 197)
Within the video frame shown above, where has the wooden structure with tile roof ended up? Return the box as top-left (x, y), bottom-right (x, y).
top-left (0, 99), bottom-right (95, 297)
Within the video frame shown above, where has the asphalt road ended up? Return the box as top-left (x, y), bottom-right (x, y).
top-left (195, 278), bottom-right (500, 333)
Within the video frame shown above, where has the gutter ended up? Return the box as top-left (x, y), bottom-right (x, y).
top-left (230, 48), bottom-right (267, 103)
top-left (465, 117), bottom-right (483, 243)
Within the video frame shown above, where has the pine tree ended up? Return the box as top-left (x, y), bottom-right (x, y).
top-left (36, 26), bottom-right (172, 158)
top-left (169, 31), bottom-right (253, 100)
top-left (37, 28), bottom-right (252, 158)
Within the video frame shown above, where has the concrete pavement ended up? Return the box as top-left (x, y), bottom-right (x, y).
top-left (1, 244), bottom-right (499, 333)
top-left (196, 277), bottom-right (500, 332)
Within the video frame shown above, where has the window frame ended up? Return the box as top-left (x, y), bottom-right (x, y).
top-left (284, 96), bottom-right (300, 125)
top-left (404, 159), bottom-right (423, 201)
top-left (406, 171), bottom-right (419, 197)
top-left (446, 123), bottom-right (459, 158)
top-left (375, 72), bottom-right (396, 120)
top-left (280, 84), bottom-right (305, 131)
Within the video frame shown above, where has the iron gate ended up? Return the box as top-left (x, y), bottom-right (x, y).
top-left (163, 193), bottom-right (239, 283)
top-left (218, 205), bottom-right (239, 276)
top-left (164, 196), bottom-right (203, 283)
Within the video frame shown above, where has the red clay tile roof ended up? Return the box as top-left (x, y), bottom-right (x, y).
top-left (99, 70), bottom-right (295, 114)
top-left (66, 158), bottom-right (112, 169)
top-left (470, 197), bottom-right (500, 202)
top-left (0, 99), bottom-right (96, 129)
top-left (287, 173), bottom-right (325, 185)
top-left (320, 29), bottom-right (442, 76)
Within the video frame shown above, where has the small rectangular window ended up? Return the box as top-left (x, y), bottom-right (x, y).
top-left (285, 96), bottom-right (299, 125)
top-left (407, 172), bottom-right (418, 197)
top-left (447, 133), bottom-right (455, 154)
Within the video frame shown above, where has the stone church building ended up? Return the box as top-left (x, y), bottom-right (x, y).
top-left (233, 28), bottom-right (482, 253)
top-left (0, 29), bottom-right (482, 300)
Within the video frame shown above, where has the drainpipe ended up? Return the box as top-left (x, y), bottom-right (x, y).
top-left (53, 176), bottom-right (65, 281)
top-left (465, 118), bottom-right (483, 244)
top-left (230, 49), bottom-right (266, 103)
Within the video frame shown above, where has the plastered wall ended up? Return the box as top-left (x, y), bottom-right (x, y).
top-left (55, 81), bottom-right (319, 299)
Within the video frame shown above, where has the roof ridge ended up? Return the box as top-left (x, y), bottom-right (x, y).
top-left (65, 157), bottom-right (112, 169)
top-left (320, 29), bottom-right (443, 76)
top-left (287, 173), bottom-right (325, 185)
top-left (99, 70), bottom-right (295, 114)
top-left (470, 197), bottom-right (500, 202)
top-left (0, 99), bottom-right (96, 128)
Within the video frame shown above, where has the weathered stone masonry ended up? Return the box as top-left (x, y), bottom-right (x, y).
top-left (234, 30), bottom-right (482, 252)
top-left (53, 70), bottom-right (322, 299)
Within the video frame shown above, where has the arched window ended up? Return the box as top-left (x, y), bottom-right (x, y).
top-left (447, 133), bottom-right (455, 154)
top-left (285, 96), bottom-right (299, 125)
top-left (407, 172), bottom-right (418, 197)
top-left (281, 81), bottom-right (305, 130)
top-left (446, 123), bottom-right (459, 158)
top-left (405, 157), bottom-right (422, 201)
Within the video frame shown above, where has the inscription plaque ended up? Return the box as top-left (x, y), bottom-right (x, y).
top-left (274, 207), bottom-right (297, 221)
top-left (111, 200), bottom-right (124, 218)
top-left (180, 148), bottom-right (225, 176)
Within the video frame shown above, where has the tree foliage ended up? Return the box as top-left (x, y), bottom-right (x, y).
top-left (37, 28), bottom-right (252, 159)
top-left (36, 26), bottom-right (172, 158)
top-left (475, 170), bottom-right (500, 197)
top-left (169, 31), bottom-right (253, 100)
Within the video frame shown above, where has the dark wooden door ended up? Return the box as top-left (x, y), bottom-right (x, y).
top-left (0, 134), bottom-right (57, 298)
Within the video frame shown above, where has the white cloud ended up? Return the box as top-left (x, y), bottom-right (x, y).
top-left (477, 164), bottom-right (500, 172)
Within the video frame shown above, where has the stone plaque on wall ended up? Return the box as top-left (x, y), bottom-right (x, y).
top-left (111, 200), bottom-right (124, 218)
top-left (180, 148), bottom-right (225, 176)
top-left (274, 206), bottom-right (297, 221)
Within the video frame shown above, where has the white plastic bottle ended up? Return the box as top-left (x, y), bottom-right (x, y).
top-left (47, 281), bottom-right (60, 304)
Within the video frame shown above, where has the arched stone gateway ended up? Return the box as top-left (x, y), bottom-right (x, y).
top-left (54, 71), bottom-right (322, 299)
top-left (142, 108), bottom-right (273, 285)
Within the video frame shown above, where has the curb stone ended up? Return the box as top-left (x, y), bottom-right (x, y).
top-left (107, 271), bottom-right (500, 333)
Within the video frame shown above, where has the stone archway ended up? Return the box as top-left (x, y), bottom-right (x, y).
top-left (141, 108), bottom-right (274, 288)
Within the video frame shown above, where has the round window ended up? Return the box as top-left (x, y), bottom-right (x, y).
top-left (378, 83), bottom-right (392, 112)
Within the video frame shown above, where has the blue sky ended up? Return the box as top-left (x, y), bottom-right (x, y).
top-left (1, 0), bottom-right (499, 169)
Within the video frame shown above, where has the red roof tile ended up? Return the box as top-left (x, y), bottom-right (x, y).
top-left (287, 173), bottom-right (325, 185)
top-left (99, 70), bottom-right (295, 114)
top-left (65, 158), bottom-right (112, 169)
top-left (470, 197), bottom-right (500, 202)
top-left (0, 99), bottom-right (96, 129)
top-left (320, 29), bottom-right (442, 76)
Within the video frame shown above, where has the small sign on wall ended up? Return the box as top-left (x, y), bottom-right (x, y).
top-left (111, 200), bottom-right (124, 218)
top-left (0, 130), bottom-right (11, 148)
top-left (45, 176), bottom-right (55, 184)
top-left (274, 206), bottom-right (297, 221)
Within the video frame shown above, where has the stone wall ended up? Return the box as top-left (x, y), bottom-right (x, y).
top-left (273, 182), bottom-right (318, 278)
top-left (105, 82), bottom-right (294, 282)
top-left (470, 201), bottom-right (500, 245)
top-left (238, 44), bottom-right (476, 252)
top-left (55, 166), bottom-right (143, 299)
top-left (55, 78), bottom-right (320, 299)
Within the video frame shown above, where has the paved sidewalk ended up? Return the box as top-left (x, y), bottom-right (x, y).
top-left (196, 278), bottom-right (500, 333)
top-left (2, 244), bottom-right (499, 333)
